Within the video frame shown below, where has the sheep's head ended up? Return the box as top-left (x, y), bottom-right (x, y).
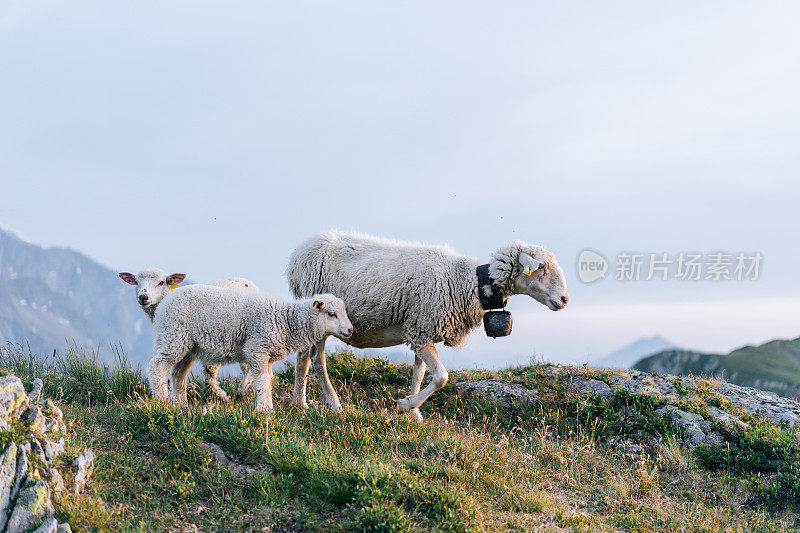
top-left (311, 294), bottom-right (353, 339)
top-left (491, 243), bottom-right (569, 311)
top-left (118, 269), bottom-right (186, 309)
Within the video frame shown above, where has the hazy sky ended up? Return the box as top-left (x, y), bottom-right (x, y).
top-left (1, 1), bottom-right (798, 367)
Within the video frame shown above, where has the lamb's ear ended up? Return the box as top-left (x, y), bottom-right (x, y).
top-left (118, 272), bottom-right (138, 285)
top-left (518, 253), bottom-right (541, 277)
top-left (313, 299), bottom-right (325, 311)
top-left (166, 273), bottom-right (186, 285)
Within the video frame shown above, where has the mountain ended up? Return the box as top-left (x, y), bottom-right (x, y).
top-left (0, 226), bottom-right (151, 364)
top-left (635, 337), bottom-right (800, 398)
top-left (590, 334), bottom-right (679, 369)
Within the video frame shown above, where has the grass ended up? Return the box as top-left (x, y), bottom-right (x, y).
top-left (0, 342), bottom-right (799, 531)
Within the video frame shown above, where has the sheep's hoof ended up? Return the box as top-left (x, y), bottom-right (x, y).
top-left (291, 400), bottom-right (310, 410)
top-left (397, 397), bottom-right (413, 412)
top-left (408, 408), bottom-right (423, 422)
top-left (329, 402), bottom-right (343, 413)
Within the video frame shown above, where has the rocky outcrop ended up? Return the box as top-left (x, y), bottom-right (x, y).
top-left (0, 374), bottom-right (92, 532)
top-left (455, 366), bottom-right (800, 451)
top-left (455, 379), bottom-right (539, 406)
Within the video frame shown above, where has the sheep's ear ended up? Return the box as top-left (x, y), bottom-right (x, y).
top-left (118, 272), bottom-right (137, 285)
top-left (313, 299), bottom-right (325, 311)
top-left (518, 253), bottom-right (540, 276)
top-left (166, 273), bottom-right (186, 285)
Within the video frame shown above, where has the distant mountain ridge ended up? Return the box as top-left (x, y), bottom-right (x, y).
top-left (0, 226), bottom-right (151, 364)
top-left (590, 335), bottom-right (680, 369)
top-left (635, 337), bottom-right (800, 398)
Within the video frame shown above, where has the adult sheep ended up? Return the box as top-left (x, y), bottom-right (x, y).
top-left (286, 230), bottom-right (569, 420)
top-left (118, 269), bottom-right (258, 401)
top-left (148, 286), bottom-right (353, 412)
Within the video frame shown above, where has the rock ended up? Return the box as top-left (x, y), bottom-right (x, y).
top-left (11, 447), bottom-right (29, 502)
top-left (43, 401), bottom-right (62, 422)
top-left (27, 407), bottom-right (47, 436)
top-left (707, 407), bottom-right (747, 428)
top-left (775, 411), bottom-right (800, 428)
top-left (42, 438), bottom-right (65, 465)
top-left (28, 435), bottom-right (46, 465)
top-left (455, 380), bottom-right (538, 406)
top-left (72, 450), bottom-right (95, 495)
top-left (0, 376), bottom-right (30, 431)
top-left (49, 469), bottom-right (65, 493)
top-left (623, 443), bottom-right (642, 455)
top-left (27, 380), bottom-right (44, 405)
top-left (576, 379), bottom-right (611, 399)
top-left (31, 517), bottom-right (58, 533)
top-left (203, 443), bottom-right (228, 467)
top-left (6, 480), bottom-right (54, 533)
top-left (56, 522), bottom-right (72, 533)
top-left (0, 443), bottom-right (18, 530)
top-left (656, 406), bottom-right (722, 449)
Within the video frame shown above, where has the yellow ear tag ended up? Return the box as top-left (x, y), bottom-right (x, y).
top-left (169, 284), bottom-right (179, 289)
top-left (522, 265), bottom-right (533, 276)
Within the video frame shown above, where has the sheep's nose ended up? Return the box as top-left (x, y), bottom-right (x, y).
top-left (138, 295), bottom-right (149, 304)
top-left (561, 295), bottom-right (569, 305)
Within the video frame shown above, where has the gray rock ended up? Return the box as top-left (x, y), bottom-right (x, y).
top-left (27, 379), bottom-right (44, 405)
top-left (6, 480), bottom-right (54, 533)
top-left (31, 517), bottom-right (58, 533)
top-left (28, 435), bottom-right (46, 464)
top-left (0, 443), bottom-right (18, 531)
top-left (707, 407), bottom-right (747, 428)
top-left (56, 522), bottom-right (72, 533)
top-left (72, 450), bottom-right (95, 495)
top-left (0, 376), bottom-right (30, 431)
top-left (11, 447), bottom-right (29, 502)
top-left (454, 380), bottom-right (538, 406)
top-left (42, 438), bottom-right (65, 465)
top-left (49, 468), bottom-right (65, 493)
top-left (577, 379), bottom-right (611, 398)
top-left (203, 443), bottom-right (228, 467)
top-left (27, 407), bottom-right (47, 436)
top-left (44, 401), bottom-right (62, 422)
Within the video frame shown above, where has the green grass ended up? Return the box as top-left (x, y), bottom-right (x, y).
top-left (1, 343), bottom-right (799, 531)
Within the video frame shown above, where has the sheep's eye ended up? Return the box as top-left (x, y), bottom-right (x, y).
top-left (158, 281), bottom-right (164, 286)
top-left (328, 312), bottom-right (338, 318)
top-left (538, 264), bottom-right (546, 272)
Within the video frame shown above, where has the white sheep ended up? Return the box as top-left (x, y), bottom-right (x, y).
top-left (118, 269), bottom-right (259, 401)
top-left (148, 285), bottom-right (353, 412)
top-left (286, 230), bottom-right (569, 420)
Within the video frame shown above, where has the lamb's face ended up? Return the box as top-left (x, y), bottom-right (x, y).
top-left (312, 295), bottom-right (353, 339)
top-left (119, 269), bottom-right (186, 309)
top-left (512, 250), bottom-right (569, 311)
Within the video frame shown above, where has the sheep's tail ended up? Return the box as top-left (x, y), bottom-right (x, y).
top-left (286, 233), bottom-right (332, 298)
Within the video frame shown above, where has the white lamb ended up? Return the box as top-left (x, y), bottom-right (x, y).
top-left (286, 230), bottom-right (569, 420)
top-left (148, 286), bottom-right (353, 412)
top-left (118, 269), bottom-right (258, 401)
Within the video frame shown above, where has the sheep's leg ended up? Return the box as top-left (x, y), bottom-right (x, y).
top-left (148, 355), bottom-right (176, 402)
top-left (252, 360), bottom-right (274, 413)
top-left (238, 363), bottom-right (253, 397)
top-left (204, 364), bottom-right (230, 403)
top-left (170, 355), bottom-right (195, 406)
top-left (291, 347), bottom-right (313, 409)
top-left (406, 355), bottom-right (427, 422)
top-left (311, 340), bottom-right (342, 412)
top-left (397, 343), bottom-right (447, 416)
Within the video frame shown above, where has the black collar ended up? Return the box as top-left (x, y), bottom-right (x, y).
top-left (476, 263), bottom-right (506, 310)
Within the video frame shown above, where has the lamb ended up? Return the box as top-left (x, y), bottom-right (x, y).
top-left (147, 285), bottom-right (353, 412)
top-left (286, 230), bottom-right (569, 420)
top-left (118, 269), bottom-right (259, 401)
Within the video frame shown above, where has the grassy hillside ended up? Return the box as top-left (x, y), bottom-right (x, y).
top-left (1, 343), bottom-right (800, 532)
top-left (635, 337), bottom-right (800, 398)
